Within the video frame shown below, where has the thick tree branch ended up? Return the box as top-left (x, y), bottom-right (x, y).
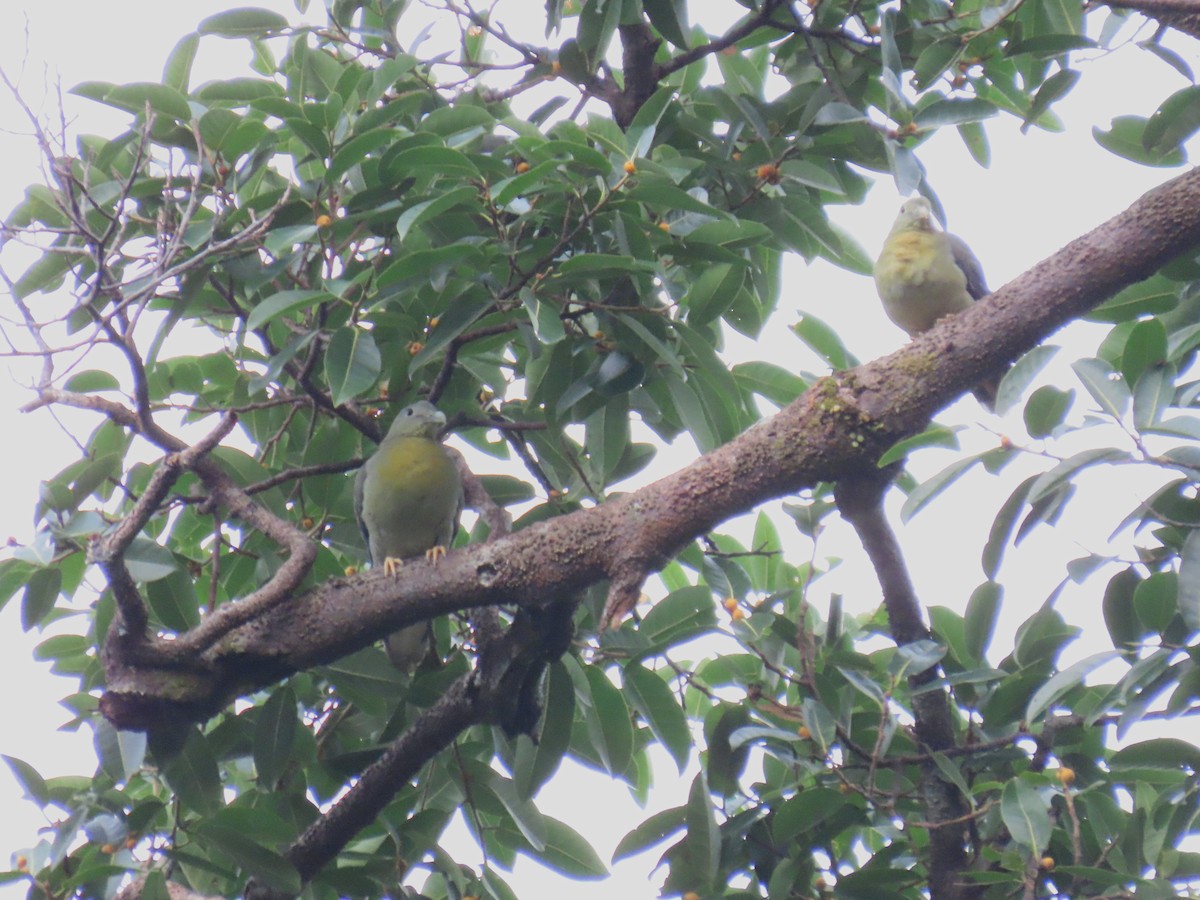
top-left (835, 472), bottom-right (974, 900)
top-left (98, 165), bottom-right (1200, 731)
top-left (1098, 0), bottom-right (1200, 38)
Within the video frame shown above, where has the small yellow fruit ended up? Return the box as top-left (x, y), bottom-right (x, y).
top-left (379, 385), bottom-right (389, 398)
top-left (658, 221), bottom-right (670, 232)
top-left (731, 151), bottom-right (742, 161)
top-left (316, 214), bottom-right (333, 228)
top-left (301, 517), bottom-right (314, 529)
top-left (101, 844), bottom-right (115, 854)
top-left (428, 316), bottom-right (440, 329)
top-left (798, 725), bottom-right (811, 739)
top-left (15, 855), bottom-right (28, 870)
top-left (344, 565), bottom-right (358, 576)
top-left (125, 837), bottom-right (137, 849)
top-left (756, 163), bottom-right (781, 185)
top-left (551, 60), bottom-right (562, 75)
top-left (730, 608), bottom-right (745, 622)
top-left (1056, 767), bottom-right (1076, 786)
top-left (838, 782), bottom-right (851, 794)
top-left (722, 597), bottom-right (738, 611)
top-left (623, 159), bottom-right (637, 174)
top-left (548, 489), bottom-right (562, 500)
top-left (1040, 856), bottom-right (1055, 870)
top-left (515, 161), bottom-right (530, 174)
top-left (407, 341), bottom-right (424, 355)
top-left (682, 893), bottom-right (701, 900)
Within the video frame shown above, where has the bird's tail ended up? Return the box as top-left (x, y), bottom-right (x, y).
top-left (972, 371), bottom-right (1003, 412)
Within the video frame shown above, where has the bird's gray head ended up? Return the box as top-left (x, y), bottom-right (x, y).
top-left (894, 196), bottom-right (936, 231)
top-left (385, 400), bottom-right (447, 440)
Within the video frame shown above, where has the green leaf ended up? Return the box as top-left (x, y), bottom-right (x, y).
top-left (612, 807), bottom-right (685, 863)
top-left (94, 718), bottom-right (147, 783)
top-left (198, 7), bottom-right (290, 38)
top-left (836, 666), bottom-right (887, 707)
top-left (1143, 85), bottom-right (1200, 154)
top-left (731, 361), bottom-right (808, 406)
top-left (995, 345), bottom-right (1059, 415)
top-left (21, 567), bottom-right (61, 630)
top-left (684, 772), bottom-right (720, 891)
top-left (163, 33), bottom-right (200, 93)
top-left (1023, 68), bottom-right (1080, 130)
top-left (915, 98), bottom-right (998, 128)
top-left (1026, 651), bottom-right (1120, 722)
top-left (196, 823), bottom-right (301, 893)
top-left (485, 773), bottom-right (548, 851)
top-left (1119, 317), bottom-right (1167, 386)
top-left (245, 289), bottom-right (333, 331)
top-left (877, 424), bottom-right (960, 468)
top-left (800, 698), bottom-right (837, 755)
top-left (623, 663), bottom-right (689, 771)
top-left (124, 538), bottom-right (180, 583)
top-left (681, 261), bottom-right (744, 326)
top-left (254, 686), bottom-right (297, 787)
top-left (1102, 568), bottom-right (1143, 653)
top-left (4, 755), bottom-right (49, 805)
top-left (163, 728), bottom-right (222, 815)
top-left (514, 660), bottom-right (574, 799)
top-left (958, 120), bottom-right (992, 167)
top-left (1176, 529), bottom-right (1200, 632)
top-left (890, 639), bottom-right (946, 679)
top-left (901, 455), bottom-right (983, 522)
top-left (964, 581), bottom-right (1002, 664)
top-left (636, 585), bottom-right (717, 651)
top-left (73, 81), bottom-right (192, 122)
top-left (1001, 777), bottom-right (1052, 854)
top-left (791, 313), bottom-right (859, 370)
top-left (1023, 385), bottom-right (1074, 439)
top-left (1134, 364), bottom-right (1175, 431)
top-left (325, 327), bottom-right (381, 407)
top-left (583, 664), bottom-right (633, 776)
top-left (395, 186), bottom-right (479, 242)
top-left (642, 0), bottom-right (689, 49)
top-left (1087, 275), bottom-right (1179, 323)
top-left (1094, 115), bottom-right (1186, 167)
top-left (1071, 357), bottom-right (1130, 419)
top-left (526, 816), bottom-right (607, 879)
top-left (1027, 448), bottom-right (1126, 506)
top-left (774, 789), bottom-right (853, 844)
top-left (198, 109), bottom-right (243, 154)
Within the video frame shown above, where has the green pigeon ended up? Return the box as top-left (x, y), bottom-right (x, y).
top-left (874, 196), bottom-right (1001, 409)
top-left (354, 400), bottom-right (463, 671)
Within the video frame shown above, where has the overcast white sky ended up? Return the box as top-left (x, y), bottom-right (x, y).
top-left (1, 3), bottom-right (1198, 898)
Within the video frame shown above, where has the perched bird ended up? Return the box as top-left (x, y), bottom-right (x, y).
top-left (355, 400), bottom-right (463, 671)
top-left (874, 196), bottom-right (1001, 409)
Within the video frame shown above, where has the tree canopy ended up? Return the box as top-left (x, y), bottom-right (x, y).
top-left (4, 1), bottom-right (1200, 899)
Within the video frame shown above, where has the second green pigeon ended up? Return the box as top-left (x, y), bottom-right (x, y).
top-left (355, 400), bottom-right (463, 671)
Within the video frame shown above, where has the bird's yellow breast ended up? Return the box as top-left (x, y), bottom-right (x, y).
top-left (874, 230), bottom-right (971, 336)
top-left (362, 436), bottom-right (461, 560)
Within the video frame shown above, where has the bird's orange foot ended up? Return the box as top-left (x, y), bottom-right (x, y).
top-left (382, 556), bottom-right (405, 576)
top-left (425, 545), bottom-right (448, 563)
